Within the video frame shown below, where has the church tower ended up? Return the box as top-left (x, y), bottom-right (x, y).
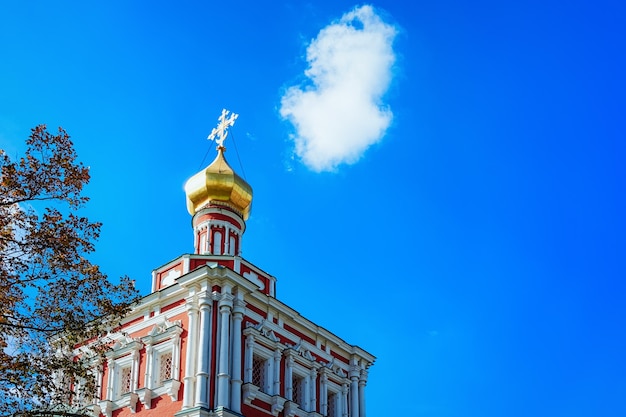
top-left (184, 138), bottom-right (252, 258)
top-left (91, 110), bottom-right (374, 417)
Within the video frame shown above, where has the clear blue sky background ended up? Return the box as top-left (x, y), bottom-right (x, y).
top-left (1, 1), bottom-right (625, 416)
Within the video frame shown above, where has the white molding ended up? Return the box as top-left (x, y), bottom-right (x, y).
top-left (242, 382), bottom-right (259, 405)
top-left (242, 315), bottom-right (353, 380)
top-left (102, 345), bottom-right (141, 413)
top-left (193, 206), bottom-right (246, 231)
top-left (272, 395), bottom-right (287, 416)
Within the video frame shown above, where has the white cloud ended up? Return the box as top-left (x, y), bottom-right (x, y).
top-left (280, 5), bottom-right (398, 172)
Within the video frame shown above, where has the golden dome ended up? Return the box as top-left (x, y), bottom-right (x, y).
top-left (184, 147), bottom-right (252, 220)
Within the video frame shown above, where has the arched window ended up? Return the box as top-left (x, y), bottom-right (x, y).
top-left (202, 231), bottom-right (209, 254)
top-left (229, 235), bottom-right (236, 256)
top-left (213, 231), bottom-right (222, 255)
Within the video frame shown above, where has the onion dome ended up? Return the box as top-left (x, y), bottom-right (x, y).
top-left (184, 147), bottom-right (253, 220)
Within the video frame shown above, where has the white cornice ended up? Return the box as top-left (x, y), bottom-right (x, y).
top-left (244, 290), bottom-right (375, 365)
top-left (124, 258), bottom-right (374, 366)
top-left (192, 206), bottom-right (246, 231)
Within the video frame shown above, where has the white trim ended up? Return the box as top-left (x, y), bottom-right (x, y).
top-left (291, 360), bottom-right (311, 412)
top-left (192, 208), bottom-right (246, 231)
top-left (101, 347), bottom-right (140, 414)
top-left (251, 342), bottom-right (275, 394)
top-left (326, 379), bottom-right (343, 417)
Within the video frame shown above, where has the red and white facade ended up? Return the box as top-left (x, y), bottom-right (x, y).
top-left (88, 139), bottom-right (375, 417)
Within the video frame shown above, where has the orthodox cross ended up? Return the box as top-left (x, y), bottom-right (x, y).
top-left (208, 108), bottom-right (239, 148)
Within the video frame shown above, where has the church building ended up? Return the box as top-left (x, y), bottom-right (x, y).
top-left (89, 110), bottom-right (375, 417)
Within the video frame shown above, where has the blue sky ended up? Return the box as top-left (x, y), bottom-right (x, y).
top-left (1, 1), bottom-right (625, 416)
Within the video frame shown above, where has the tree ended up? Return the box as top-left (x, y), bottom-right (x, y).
top-left (0, 125), bottom-right (138, 416)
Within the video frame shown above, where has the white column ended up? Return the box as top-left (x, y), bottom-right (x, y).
top-left (310, 367), bottom-right (318, 413)
top-left (358, 368), bottom-right (368, 417)
top-left (182, 296), bottom-right (198, 409)
top-left (234, 232), bottom-right (240, 256)
top-left (172, 331), bottom-right (182, 381)
top-left (230, 298), bottom-right (245, 413)
top-left (224, 225), bottom-right (231, 255)
top-left (320, 372), bottom-right (328, 416)
top-left (285, 353), bottom-right (294, 400)
top-left (131, 349), bottom-right (140, 392)
top-left (273, 348), bottom-right (282, 396)
top-left (244, 334), bottom-right (254, 383)
top-left (144, 344), bottom-right (153, 389)
top-left (195, 293), bottom-right (212, 408)
top-left (95, 361), bottom-right (103, 402)
top-left (305, 375), bottom-right (311, 410)
top-left (106, 359), bottom-right (115, 400)
top-left (349, 366), bottom-right (360, 417)
top-left (216, 292), bottom-right (233, 408)
top-left (341, 383), bottom-right (349, 417)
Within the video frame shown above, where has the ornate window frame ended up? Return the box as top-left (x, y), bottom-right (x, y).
top-left (325, 379), bottom-right (343, 417)
top-left (289, 359), bottom-right (312, 413)
top-left (136, 319), bottom-right (183, 409)
top-left (251, 351), bottom-right (272, 394)
top-left (155, 349), bottom-right (174, 387)
top-left (243, 322), bottom-right (285, 413)
top-left (249, 341), bottom-right (275, 394)
top-left (99, 337), bottom-right (142, 417)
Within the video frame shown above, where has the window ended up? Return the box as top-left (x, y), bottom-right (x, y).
top-left (252, 355), bottom-right (265, 390)
top-left (140, 321), bottom-right (183, 404)
top-left (327, 392), bottom-right (338, 417)
top-left (120, 366), bottom-right (132, 396)
top-left (104, 336), bottom-right (143, 410)
top-left (323, 379), bottom-right (343, 417)
top-left (73, 377), bottom-right (87, 406)
top-left (229, 235), bottom-right (236, 255)
top-left (202, 232), bottom-right (209, 254)
top-left (288, 360), bottom-right (312, 411)
top-left (213, 231), bottom-right (222, 254)
top-left (244, 333), bottom-right (278, 396)
top-left (157, 351), bottom-right (173, 386)
top-left (292, 374), bottom-right (305, 405)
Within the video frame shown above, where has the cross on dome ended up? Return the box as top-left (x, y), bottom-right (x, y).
top-left (208, 108), bottom-right (239, 148)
